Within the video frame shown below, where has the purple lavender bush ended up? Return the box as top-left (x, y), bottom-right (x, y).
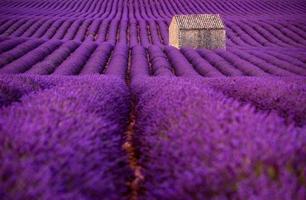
top-left (147, 46), bottom-right (173, 77)
top-left (203, 76), bottom-right (306, 126)
top-left (105, 44), bottom-right (129, 79)
top-left (79, 42), bottom-right (113, 75)
top-left (0, 75), bottom-right (132, 199)
top-left (132, 77), bottom-right (306, 200)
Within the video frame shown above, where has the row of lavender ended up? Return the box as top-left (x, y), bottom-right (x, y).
top-left (1, 0), bottom-right (305, 19)
top-left (0, 37), bottom-right (305, 76)
top-left (0, 16), bottom-right (305, 47)
top-left (0, 75), bottom-right (132, 199)
top-left (131, 76), bottom-right (306, 199)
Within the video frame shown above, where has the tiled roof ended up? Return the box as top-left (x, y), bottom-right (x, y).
top-left (173, 14), bottom-right (224, 30)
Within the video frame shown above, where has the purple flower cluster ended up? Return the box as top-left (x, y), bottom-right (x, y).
top-left (132, 77), bottom-right (306, 199)
top-left (0, 75), bottom-right (132, 199)
top-left (203, 76), bottom-right (306, 126)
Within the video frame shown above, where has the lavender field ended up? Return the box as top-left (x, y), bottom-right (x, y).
top-left (0, 0), bottom-right (305, 199)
